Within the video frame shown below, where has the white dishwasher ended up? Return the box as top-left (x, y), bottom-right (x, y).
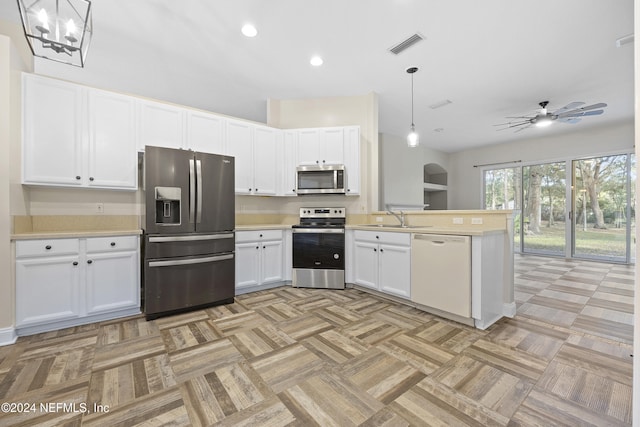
top-left (411, 234), bottom-right (471, 318)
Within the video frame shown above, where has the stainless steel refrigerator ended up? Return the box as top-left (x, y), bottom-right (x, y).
top-left (143, 145), bottom-right (235, 320)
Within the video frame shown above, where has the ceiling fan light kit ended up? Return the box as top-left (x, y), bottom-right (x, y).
top-left (496, 100), bottom-right (607, 133)
top-left (17, 0), bottom-right (93, 67)
top-left (406, 66), bottom-right (419, 148)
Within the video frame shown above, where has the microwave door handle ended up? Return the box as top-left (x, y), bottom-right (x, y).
top-left (189, 159), bottom-right (196, 224)
top-left (196, 159), bottom-right (203, 224)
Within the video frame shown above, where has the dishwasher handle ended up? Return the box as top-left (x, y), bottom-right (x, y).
top-left (413, 234), bottom-right (468, 244)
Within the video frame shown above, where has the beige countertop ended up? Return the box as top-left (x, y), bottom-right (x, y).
top-left (235, 223), bottom-right (504, 236)
top-left (235, 224), bottom-right (294, 231)
top-left (11, 229), bottom-right (143, 241)
top-left (347, 224), bottom-right (505, 236)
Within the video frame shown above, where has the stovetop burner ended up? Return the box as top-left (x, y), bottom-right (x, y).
top-left (296, 207), bottom-right (346, 228)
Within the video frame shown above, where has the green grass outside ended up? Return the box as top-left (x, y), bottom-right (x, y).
top-left (514, 222), bottom-right (635, 258)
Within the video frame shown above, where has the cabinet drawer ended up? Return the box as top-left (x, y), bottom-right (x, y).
top-left (236, 229), bottom-right (283, 243)
top-left (353, 230), bottom-right (410, 246)
top-left (16, 239), bottom-right (80, 258)
top-left (86, 235), bottom-right (139, 253)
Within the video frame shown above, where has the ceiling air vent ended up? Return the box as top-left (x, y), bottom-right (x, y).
top-left (388, 33), bottom-right (425, 55)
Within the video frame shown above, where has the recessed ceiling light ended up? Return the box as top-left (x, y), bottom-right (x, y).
top-left (241, 24), bottom-right (257, 37)
top-left (310, 56), bottom-right (323, 66)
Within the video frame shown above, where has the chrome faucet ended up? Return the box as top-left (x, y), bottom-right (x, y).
top-left (386, 206), bottom-right (405, 227)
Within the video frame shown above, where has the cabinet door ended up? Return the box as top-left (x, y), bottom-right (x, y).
top-left (22, 74), bottom-right (84, 186)
top-left (253, 126), bottom-right (279, 195)
top-left (343, 126), bottom-right (360, 195)
top-left (261, 240), bottom-right (284, 284)
top-left (138, 100), bottom-right (185, 150)
top-left (282, 130), bottom-right (298, 195)
top-left (226, 120), bottom-right (254, 194)
top-left (321, 128), bottom-right (345, 165)
top-left (353, 241), bottom-right (378, 290)
top-left (187, 111), bottom-right (226, 154)
top-left (88, 89), bottom-right (137, 189)
top-left (297, 129), bottom-right (321, 165)
top-left (85, 250), bottom-right (140, 315)
top-left (378, 244), bottom-right (411, 298)
top-left (235, 241), bottom-right (261, 289)
top-left (15, 255), bottom-right (81, 326)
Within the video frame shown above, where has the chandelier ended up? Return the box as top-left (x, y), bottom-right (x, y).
top-left (17, 0), bottom-right (93, 67)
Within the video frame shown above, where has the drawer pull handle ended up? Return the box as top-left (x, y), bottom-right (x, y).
top-left (87, 260), bottom-right (93, 264)
top-left (75, 176), bottom-right (81, 180)
top-left (110, 242), bottom-right (116, 247)
top-left (89, 177), bottom-right (94, 181)
top-left (72, 261), bottom-right (78, 266)
top-left (45, 245), bottom-right (52, 250)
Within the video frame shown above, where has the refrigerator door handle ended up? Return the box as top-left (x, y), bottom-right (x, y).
top-left (189, 159), bottom-right (196, 224)
top-left (196, 159), bottom-right (203, 224)
top-left (148, 253), bottom-right (234, 268)
top-left (149, 233), bottom-right (234, 243)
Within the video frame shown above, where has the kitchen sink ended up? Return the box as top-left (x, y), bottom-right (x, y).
top-left (357, 224), bottom-right (431, 229)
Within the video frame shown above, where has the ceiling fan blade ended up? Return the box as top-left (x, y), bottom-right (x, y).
top-left (558, 117), bottom-right (582, 124)
top-left (551, 101), bottom-right (585, 115)
top-left (560, 109), bottom-right (605, 118)
top-left (514, 123), bottom-right (533, 133)
top-left (556, 102), bottom-right (607, 118)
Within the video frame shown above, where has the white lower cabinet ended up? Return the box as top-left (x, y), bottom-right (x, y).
top-left (235, 230), bottom-right (284, 292)
top-left (352, 230), bottom-right (411, 299)
top-left (15, 235), bottom-right (140, 335)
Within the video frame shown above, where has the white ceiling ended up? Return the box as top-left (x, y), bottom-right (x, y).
top-left (1, 0), bottom-right (634, 153)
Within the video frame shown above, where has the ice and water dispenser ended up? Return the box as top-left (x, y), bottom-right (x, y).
top-left (155, 187), bottom-right (181, 225)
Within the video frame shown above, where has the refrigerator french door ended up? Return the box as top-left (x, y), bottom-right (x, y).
top-left (143, 146), bottom-right (235, 320)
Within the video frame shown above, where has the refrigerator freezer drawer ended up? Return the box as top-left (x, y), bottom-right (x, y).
top-left (145, 233), bottom-right (235, 259)
top-left (144, 252), bottom-right (235, 319)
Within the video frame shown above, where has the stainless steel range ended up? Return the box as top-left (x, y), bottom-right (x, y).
top-left (292, 207), bottom-right (345, 289)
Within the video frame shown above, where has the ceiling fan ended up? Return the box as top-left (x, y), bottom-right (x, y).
top-left (495, 101), bottom-right (608, 132)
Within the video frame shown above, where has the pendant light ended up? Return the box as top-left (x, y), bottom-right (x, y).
top-left (17, 0), bottom-right (93, 67)
top-left (406, 66), bottom-right (419, 147)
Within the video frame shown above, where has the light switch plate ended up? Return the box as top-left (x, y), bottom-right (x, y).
top-left (452, 217), bottom-right (463, 225)
top-left (471, 218), bottom-right (483, 225)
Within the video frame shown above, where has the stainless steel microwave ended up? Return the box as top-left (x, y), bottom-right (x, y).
top-left (296, 164), bottom-right (346, 194)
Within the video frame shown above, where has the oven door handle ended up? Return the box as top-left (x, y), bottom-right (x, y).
top-left (149, 233), bottom-right (234, 243)
top-left (148, 253), bottom-right (233, 268)
top-left (292, 228), bottom-right (344, 234)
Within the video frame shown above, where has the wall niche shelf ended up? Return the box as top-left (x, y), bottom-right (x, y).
top-left (424, 163), bottom-right (448, 210)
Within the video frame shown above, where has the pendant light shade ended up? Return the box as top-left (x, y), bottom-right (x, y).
top-left (17, 0), bottom-right (93, 67)
top-left (406, 67), bottom-right (419, 147)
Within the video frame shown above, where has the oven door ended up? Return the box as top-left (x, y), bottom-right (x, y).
top-left (292, 228), bottom-right (345, 289)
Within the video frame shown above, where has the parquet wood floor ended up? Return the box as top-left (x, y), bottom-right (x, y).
top-left (0, 255), bottom-right (633, 425)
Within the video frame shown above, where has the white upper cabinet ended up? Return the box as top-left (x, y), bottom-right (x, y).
top-left (23, 74), bottom-right (84, 187)
top-left (297, 127), bottom-right (345, 166)
top-left (226, 119), bottom-right (254, 194)
top-left (186, 110), bottom-right (227, 154)
top-left (252, 125), bottom-right (279, 196)
top-left (227, 120), bottom-right (280, 196)
top-left (282, 130), bottom-right (298, 196)
top-left (22, 74), bottom-right (137, 190)
top-left (88, 89), bottom-right (138, 189)
top-left (343, 126), bottom-right (361, 195)
top-left (138, 99), bottom-right (185, 151)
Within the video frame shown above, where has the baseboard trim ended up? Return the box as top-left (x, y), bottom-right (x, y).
top-left (503, 301), bottom-right (517, 318)
top-left (0, 326), bottom-right (17, 347)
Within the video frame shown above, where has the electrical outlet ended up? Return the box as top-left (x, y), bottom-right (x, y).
top-left (471, 217), bottom-right (483, 225)
top-left (376, 217), bottom-right (383, 223)
top-left (96, 203), bottom-right (104, 213)
top-left (452, 217), bottom-right (463, 225)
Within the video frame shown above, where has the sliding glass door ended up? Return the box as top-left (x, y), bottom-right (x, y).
top-left (572, 154), bottom-right (635, 262)
top-left (483, 152), bottom-right (635, 263)
top-left (522, 162), bottom-right (566, 256)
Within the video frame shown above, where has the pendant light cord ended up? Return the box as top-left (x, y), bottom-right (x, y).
top-left (411, 73), bottom-right (415, 127)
